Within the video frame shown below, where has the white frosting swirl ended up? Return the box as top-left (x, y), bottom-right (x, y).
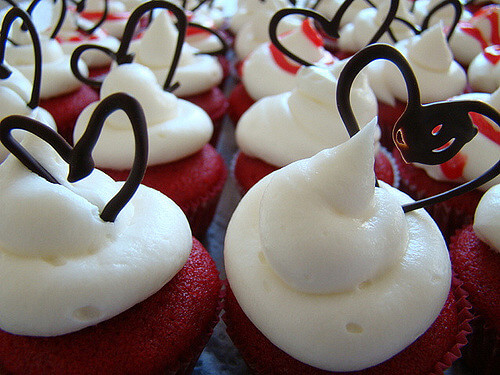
top-left (0, 133), bottom-right (192, 336)
top-left (5, 19), bottom-right (87, 99)
top-left (241, 19), bottom-right (336, 101)
top-left (0, 65), bottom-right (56, 162)
top-left (316, 0), bottom-right (383, 27)
top-left (233, 0), bottom-right (302, 60)
top-left (225, 122), bottom-right (451, 371)
top-left (468, 46), bottom-right (500, 93)
top-left (416, 90), bottom-right (500, 191)
top-left (73, 63), bottom-right (212, 169)
top-left (474, 183), bottom-right (500, 252)
top-left (338, 0), bottom-right (416, 53)
top-left (236, 63), bottom-right (378, 167)
top-left (367, 23), bottom-right (466, 105)
top-left (412, 0), bottom-right (472, 28)
top-left (131, 10), bottom-right (223, 97)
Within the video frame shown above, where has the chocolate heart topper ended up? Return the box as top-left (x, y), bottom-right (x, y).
top-left (71, 0), bottom-right (186, 92)
top-left (388, 0), bottom-right (462, 42)
top-left (0, 92), bottom-right (148, 222)
top-left (336, 43), bottom-right (500, 213)
top-left (0, 6), bottom-right (42, 110)
top-left (268, 0), bottom-right (399, 67)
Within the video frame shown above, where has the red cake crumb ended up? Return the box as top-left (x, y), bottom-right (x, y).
top-left (0, 238), bottom-right (222, 375)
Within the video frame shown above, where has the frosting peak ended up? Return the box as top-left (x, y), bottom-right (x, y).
top-left (407, 23), bottom-right (453, 72)
top-left (258, 122), bottom-right (408, 294)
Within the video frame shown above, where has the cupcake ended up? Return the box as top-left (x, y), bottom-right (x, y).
top-left (0, 8), bottom-right (56, 162)
top-left (3, 3), bottom-right (99, 145)
top-left (129, 4), bottom-right (228, 143)
top-left (393, 88), bottom-right (500, 240)
top-left (449, 4), bottom-right (500, 67)
top-left (72, 60), bottom-right (227, 239)
top-left (449, 184), bottom-right (500, 375)
top-left (228, 16), bottom-right (336, 124)
top-left (0, 92), bottom-right (222, 374)
top-left (233, 62), bottom-right (398, 194)
top-left (46, 0), bottom-right (121, 78)
top-left (366, 23), bottom-right (467, 150)
top-left (224, 122), bottom-right (471, 374)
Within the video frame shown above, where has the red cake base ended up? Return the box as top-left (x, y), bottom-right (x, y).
top-left (102, 144), bottom-right (228, 239)
top-left (0, 238), bottom-right (222, 375)
top-left (227, 82), bottom-right (255, 125)
top-left (39, 85), bottom-right (99, 145)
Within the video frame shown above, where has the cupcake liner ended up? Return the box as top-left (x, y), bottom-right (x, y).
top-left (223, 276), bottom-right (472, 375)
top-left (460, 314), bottom-right (500, 375)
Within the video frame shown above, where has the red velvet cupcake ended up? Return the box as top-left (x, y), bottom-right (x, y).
top-left (73, 62), bottom-right (227, 238)
top-left (0, 93), bottom-right (222, 374)
top-left (448, 184), bottom-right (500, 375)
top-left (224, 123), bottom-right (471, 374)
top-left (233, 63), bottom-right (398, 195)
top-left (228, 17), bottom-right (336, 124)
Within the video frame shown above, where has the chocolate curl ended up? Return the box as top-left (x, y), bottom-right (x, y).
top-left (0, 93), bottom-right (149, 222)
top-left (336, 43), bottom-right (499, 213)
top-left (0, 6), bottom-right (42, 109)
top-left (71, 0), bottom-right (187, 92)
top-left (269, 0), bottom-right (399, 67)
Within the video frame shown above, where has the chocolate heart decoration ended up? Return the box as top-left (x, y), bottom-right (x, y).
top-left (0, 92), bottom-right (148, 222)
top-left (269, 0), bottom-right (399, 67)
top-left (0, 6), bottom-right (42, 110)
top-left (336, 43), bottom-right (499, 213)
top-left (72, 0), bottom-right (110, 35)
top-left (388, 0), bottom-right (462, 43)
top-left (71, 0), bottom-right (187, 92)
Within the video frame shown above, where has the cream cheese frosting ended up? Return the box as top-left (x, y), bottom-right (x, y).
top-left (367, 23), bottom-right (467, 105)
top-left (233, 0), bottom-right (302, 60)
top-left (5, 19), bottom-right (87, 99)
top-left (225, 122), bottom-right (451, 371)
top-left (236, 63), bottom-right (378, 167)
top-left (415, 90), bottom-right (500, 191)
top-left (73, 63), bottom-right (212, 169)
top-left (468, 45), bottom-right (500, 93)
top-left (337, 0), bottom-right (416, 53)
top-left (315, 0), bottom-right (383, 27)
top-left (473, 183), bottom-right (500, 252)
top-left (411, 0), bottom-right (472, 27)
top-left (0, 133), bottom-right (192, 336)
top-left (130, 10), bottom-right (223, 97)
top-left (0, 64), bottom-right (56, 162)
top-left (241, 19), bottom-right (336, 101)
